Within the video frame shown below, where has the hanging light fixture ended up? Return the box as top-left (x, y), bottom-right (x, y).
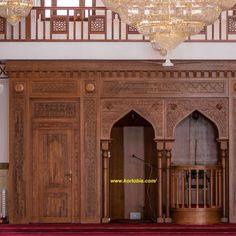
top-left (0, 0), bottom-right (33, 25)
top-left (102, 0), bottom-right (236, 55)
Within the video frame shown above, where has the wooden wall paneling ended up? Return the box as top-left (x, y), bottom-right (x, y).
top-left (229, 79), bottom-right (236, 222)
top-left (80, 74), bottom-right (101, 223)
top-left (110, 127), bottom-right (124, 220)
top-left (9, 78), bottom-right (30, 223)
top-left (6, 60), bottom-right (233, 224)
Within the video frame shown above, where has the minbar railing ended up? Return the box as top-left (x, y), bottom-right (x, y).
top-left (0, 6), bottom-right (236, 42)
top-left (171, 165), bottom-right (224, 224)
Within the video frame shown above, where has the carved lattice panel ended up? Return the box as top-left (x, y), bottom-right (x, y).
top-left (0, 17), bottom-right (5, 34)
top-left (127, 25), bottom-right (139, 34)
top-left (89, 16), bottom-right (106, 34)
top-left (228, 16), bottom-right (236, 34)
top-left (51, 16), bottom-right (68, 34)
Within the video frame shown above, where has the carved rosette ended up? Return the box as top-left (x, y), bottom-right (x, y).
top-left (166, 98), bottom-right (228, 139)
top-left (101, 99), bottom-right (164, 140)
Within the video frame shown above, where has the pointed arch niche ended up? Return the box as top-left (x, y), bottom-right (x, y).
top-left (172, 110), bottom-right (219, 166)
top-left (170, 110), bottom-right (228, 224)
top-left (102, 110), bottom-right (158, 223)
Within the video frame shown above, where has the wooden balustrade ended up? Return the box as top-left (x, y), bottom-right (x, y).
top-left (0, 6), bottom-right (236, 42)
top-left (171, 165), bottom-right (223, 224)
top-left (171, 165), bottom-right (222, 209)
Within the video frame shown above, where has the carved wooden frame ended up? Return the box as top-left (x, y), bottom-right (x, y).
top-left (6, 60), bottom-right (234, 224)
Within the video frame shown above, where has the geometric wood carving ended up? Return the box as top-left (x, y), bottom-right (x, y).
top-left (31, 81), bottom-right (78, 95)
top-left (166, 98), bottom-right (228, 139)
top-left (228, 16), bottom-right (236, 34)
top-left (7, 60), bottom-right (233, 224)
top-left (101, 98), bottom-right (164, 140)
top-left (83, 97), bottom-right (98, 217)
top-left (127, 25), bottom-right (139, 34)
top-left (11, 98), bottom-right (26, 219)
top-left (89, 16), bottom-right (106, 34)
top-left (33, 102), bottom-right (77, 118)
top-left (51, 16), bottom-right (68, 34)
top-left (102, 80), bottom-right (226, 97)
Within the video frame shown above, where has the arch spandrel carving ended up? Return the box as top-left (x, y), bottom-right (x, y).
top-left (166, 98), bottom-right (228, 139)
top-left (101, 99), bottom-right (164, 140)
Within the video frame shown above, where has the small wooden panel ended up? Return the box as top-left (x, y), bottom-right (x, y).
top-left (30, 80), bottom-right (80, 98)
top-left (32, 101), bottom-right (79, 119)
top-left (101, 79), bottom-right (228, 98)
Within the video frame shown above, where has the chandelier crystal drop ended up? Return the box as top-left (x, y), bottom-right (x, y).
top-left (102, 0), bottom-right (236, 54)
top-left (0, 0), bottom-right (33, 25)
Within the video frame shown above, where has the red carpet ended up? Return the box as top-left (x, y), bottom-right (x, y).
top-left (1, 223), bottom-right (236, 235)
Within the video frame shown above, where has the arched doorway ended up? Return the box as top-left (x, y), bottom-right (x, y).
top-left (170, 110), bottom-right (226, 224)
top-left (109, 110), bottom-right (157, 222)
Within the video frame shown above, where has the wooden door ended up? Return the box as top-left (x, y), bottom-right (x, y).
top-left (34, 128), bottom-right (73, 223)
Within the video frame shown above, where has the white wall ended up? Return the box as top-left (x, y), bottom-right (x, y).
top-left (0, 78), bottom-right (9, 163)
top-left (1, 42), bottom-right (236, 61)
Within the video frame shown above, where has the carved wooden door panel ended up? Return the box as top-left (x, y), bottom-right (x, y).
top-left (35, 128), bottom-right (73, 223)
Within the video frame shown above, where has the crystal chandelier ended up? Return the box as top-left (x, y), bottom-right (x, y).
top-left (0, 0), bottom-right (33, 25)
top-left (102, 0), bottom-right (236, 55)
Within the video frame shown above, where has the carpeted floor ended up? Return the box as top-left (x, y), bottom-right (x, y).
top-left (1, 223), bottom-right (236, 235)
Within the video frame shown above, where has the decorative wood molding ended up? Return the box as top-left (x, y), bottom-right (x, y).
top-left (83, 97), bottom-right (98, 218)
top-left (30, 80), bottom-right (79, 97)
top-left (102, 79), bottom-right (227, 98)
top-left (166, 98), bottom-right (228, 139)
top-left (10, 97), bottom-right (27, 220)
top-left (7, 60), bottom-right (234, 224)
top-left (101, 99), bottom-right (164, 140)
top-left (6, 60), bottom-right (236, 79)
top-left (32, 101), bottom-right (78, 118)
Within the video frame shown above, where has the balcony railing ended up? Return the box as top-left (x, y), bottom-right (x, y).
top-left (0, 6), bottom-right (236, 42)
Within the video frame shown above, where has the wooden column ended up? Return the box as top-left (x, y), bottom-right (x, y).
top-left (156, 141), bottom-right (164, 223)
top-left (219, 141), bottom-right (228, 223)
top-left (165, 142), bottom-right (173, 223)
top-left (101, 140), bottom-right (110, 223)
top-left (25, 14), bottom-right (31, 40)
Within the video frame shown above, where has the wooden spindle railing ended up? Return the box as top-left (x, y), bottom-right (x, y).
top-left (1, 6), bottom-right (236, 42)
top-left (171, 165), bottom-right (222, 210)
